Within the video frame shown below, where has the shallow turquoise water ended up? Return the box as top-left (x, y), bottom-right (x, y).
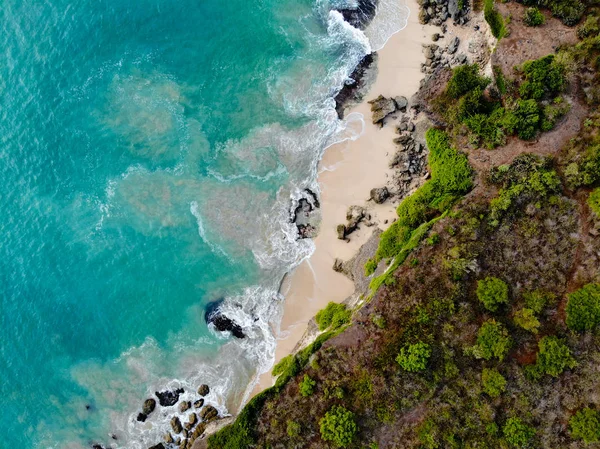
top-left (0, 0), bottom-right (407, 447)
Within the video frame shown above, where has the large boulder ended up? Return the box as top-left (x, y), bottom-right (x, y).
top-left (197, 384), bottom-right (210, 396)
top-left (185, 413), bottom-right (198, 431)
top-left (148, 444), bottom-right (165, 449)
top-left (136, 413), bottom-right (147, 422)
top-left (448, 36), bottom-right (460, 55)
top-left (394, 96), bottom-right (409, 111)
top-left (171, 416), bottom-right (183, 434)
top-left (346, 205), bottom-right (366, 232)
top-left (156, 388), bottom-right (184, 407)
top-left (370, 187), bottom-right (390, 204)
top-left (199, 405), bottom-right (219, 422)
top-left (204, 301), bottom-right (245, 339)
top-left (142, 398), bottom-right (156, 416)
top-left (368, 95), bottom-right (397, 124)
top-left (193, 398), bottom-right (205, 409)
top-left (179, 401), bottom-right (191, 413)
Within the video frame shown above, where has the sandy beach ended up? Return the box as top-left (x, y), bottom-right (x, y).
top-left (253, 0), bottom-right (434, 395)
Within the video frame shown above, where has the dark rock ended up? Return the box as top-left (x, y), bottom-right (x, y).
top-left (334, 53), bottom-right (377, 119)
top-left (164, 433), bottom-right (174, 444)
top-left (198, 384), bottom-right (210, 396)
top-left (200, 405), bottom-right (219, 422)
top-left (297, 223), bottom-right (316, 239)
top-left (394, 96), bottom-right (408, 111)
top-left (368, 95), bottom-right (397, 124)
top-left (448, 36), bottom-right (460, 54)
top-left (336, 224), bottom-right (347, 240)
top-left (137, 413), bottom-right (147, 422)
top-left (171, 416), bottom-right (183, 434)
top-left (370, 187), bottom-right (390, 204)
top-left (194, 399), bottom-right (205, 409)
top-left (155, 388), bottom-right (184, 407)
top-left (333, 258), bottom-right (344, 273)
top-left (334, 0), bottom-right (377, 29)
top-left (205, 301), bottom-right (245, 339)
top-left (148, 444), bottom-right (164, 449)
top-left (179, 401), bottom-right (191, 413)
top-left (432, 33), bottom-right (441, 41)
top-left (142, 398), bottom-right (156, 416)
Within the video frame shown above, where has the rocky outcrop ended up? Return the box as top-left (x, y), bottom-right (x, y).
top-left (334, 0), bottom-right (378, 30)
top-left (156, 388), bottom-right (184, 407)
top-left (171, 416), bottom-right (183, 434)
top-left (197, 385), bottom-right (210, 396)
top-left (179, 401), bottom-right (191, 413)
top-left (199, 405), bottom-right (219, 422)
top-left (337, 206), bottom-right (372, 240)
top-left (291, 188), bottom-right (320, 239)
top-left (368, 95), bottom-right (397, 125)
top-left (204, 300), bottom-right (245, 339)
top-left (418, 0), bottom-right (469, 26)
top-left (370, 187), bottom-right (390, 204)
top-left (334, 53), bottom-right (378, 119)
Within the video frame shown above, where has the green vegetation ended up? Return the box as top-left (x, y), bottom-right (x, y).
top-left (471, 319), bottom-right (512, 361)
top-left (519, 55), bottom-right (566, 100)
top-left (570, 407), bottom-right (600, 443)
top-left (447, 64), bottom-right (491, 99)
top-left (484, 0), bottom-right (506, 38)
top-left (396, 342), bottom-right (432, 372)
top-left (481, 368), bottom-right (507, 398)
top-left (319, 405), bottom-right (358, 448)
top-left (519, 0), bottom-right (585, 26)
top-left (287, 420), bottom-right (301, 438)
top-left (503, 417), bottom-right (536, 447)
top-left (299, 374), bottom-right (316, 397)
top-left (589, 188), bottom-right (600, 218)
top-left (367, 129), bottom-right (472, 276)
top-left (316, 302), bottom-right (351, 331)
top-left (523, 7), bottom-right (545, 26)
top-left (477, 276), bottom-right (509, 312)
top-left (529, 336), bottom-right (577, 378)
top-left (523, 289), bottom-right (555, 314)
top-left (566, 283), bottom-right (600, 331)
top-left (513, 308), bottom-right (540, 333)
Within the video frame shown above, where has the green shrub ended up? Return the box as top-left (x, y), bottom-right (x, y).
top-left (471, 319), bottom-right (512, 361)
top-left (588, 188), bottom-right (600, 218)
top-left (396, 342), bottom-right (432, 372)
top-left (447, 64), bottom-right (491, 99)
top-left (364, 258), bottom-right (378, 276)
top-left (523, 7), bottom-right (545, 26)
top-left (578, 15), bottom-right (600, 39)
top-left (503, 417), bottom-right (536, 447)
top-left (484, 0), bottom-right (506, 38)
top-left (481, 368), bottom-right (507, 398)
top-left (541, 98), bottom-right (570, 131)
top-left (566, 283), bottom-right (600, 332)
top-left (272, 355), bottom-right (294, 377)
top-left (319, 405), bottom-right (358, 448)
top-left (513, 99), bottom-right (541, 140)
top-left (565, 144), bottom-right (600, 188)
top-left (513, 308), bottom-right (540, 333)
top-left (299, 374), bottom-right (316, 397)
top-left (519, 55), bottom-right (566, 100)
top-left (287, 420), bottom-right (301, 438)
top-left (523, 289), bottom-right (555, 314)
top-left (570, 407), bottom-right (600, 443)
top-left (477, 276), bottom-right (509, 312)
top-left (316, 302), bottom-right (351, 331)
top-left (532, 336), bottom-right (577, 378)
top-left (371, 314), bottom-right (386, 329)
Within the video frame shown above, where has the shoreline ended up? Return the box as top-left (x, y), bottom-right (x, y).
top-left (252, 0), bottom-right (435, 397)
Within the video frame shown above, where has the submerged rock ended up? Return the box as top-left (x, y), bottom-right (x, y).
top-left (334, 0), bottom-right (378, 29)
top-left (334, 53), bottom-right (377, 119)
top-left (197, 384), bottom-right (210, 396)
top-left (155, 388), bottom-right (184, 407)
top-left (204, 300), bottom-right (245, 339)
top-left (142, 398), bottom-right (156, 416)
top-left (148, 444), bottom-right (164, 449)
top-left (292, 188), bottom-right (320, 239)
top-left (136, 412), bottom-right (147, 422)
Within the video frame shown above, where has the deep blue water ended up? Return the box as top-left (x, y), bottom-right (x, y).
top-left (0, 0), bottom-right (407, 447)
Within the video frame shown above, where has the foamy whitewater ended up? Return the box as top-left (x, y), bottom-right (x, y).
top-left (0, 0), bottom-right (408, 447)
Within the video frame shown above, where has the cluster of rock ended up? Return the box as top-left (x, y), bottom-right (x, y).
top-left (389, 116), bottom-right (429, 198)
top-left (368, 94), bottom-right (408, 126)
top-left (421, 37), bottom-right (469, 75)
top-left (292, 188), bottom-right (320, 239)
top-left (334, 0), bottom-right (378, 30)
top-left (336, 205), bottom-right (374, 241)
top-left (418, 0), bottom-right (469, 26)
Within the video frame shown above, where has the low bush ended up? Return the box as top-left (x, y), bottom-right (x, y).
top-left (513, 308), bottom-right (540, 333)
top-left (316, 302), bottom-right (351, 331)
top-left (299, 374), bottom-right (316, 397)
top-left (519, 0), bottom-right (585, 26)
top-left (588, 188), bottom-right (600, 218)
top-left (484, 0), bottom-right (506, 38)
top-left (477, 276), bottom-right (509, 312)
top-left (319, 405), bottom-right (358, 448)
top-left (529, 336), bottom-right (577, 378)
top-left (566, 283), bottom-right (600, 331)
top-left (287, 420), bottom-right (301, 439)
top-left (523, 289), bottom-right (555, 314)
top-left (570, 407), bottom-right (600, 443)
top-left (396, 342), bottom-right (432, 372)
top-left (447, 64), bottom-right (491, 99)
top-left (523, 7), bottom-right (545, 26)
top-left (471, 319), bottom-right (512, 361)
top-left (519, 55), bottom-right (566, 100)
top-left (482, 368), bottom-right (507, 398)
top-left (503, 417), bottom-right (536, 447)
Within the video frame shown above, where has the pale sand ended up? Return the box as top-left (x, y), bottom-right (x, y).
top-left (251, 0), bottom-right (434, 397)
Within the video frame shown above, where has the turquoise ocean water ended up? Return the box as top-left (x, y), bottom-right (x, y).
top-left (0, 0), bottom-right (408, 447)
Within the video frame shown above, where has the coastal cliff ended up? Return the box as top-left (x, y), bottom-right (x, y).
top-left (180, 0), bottom-right (600, 448)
